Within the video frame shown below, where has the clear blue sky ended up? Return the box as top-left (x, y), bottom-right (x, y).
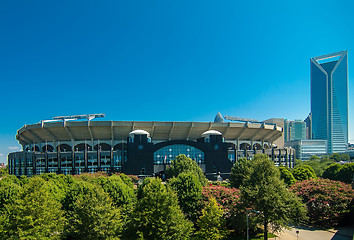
top-left (1, 0), bottom-right (354, 163)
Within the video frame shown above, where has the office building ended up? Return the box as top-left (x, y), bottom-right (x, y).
top-left (284, 120), bottom-right (307, 142)
top-left (285, 139), bottom-right (328, 160)
top-left (311, 51), bottom-right (348, 153)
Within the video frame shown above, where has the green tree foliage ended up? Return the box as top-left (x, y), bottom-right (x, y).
top-left (202, 185), bottom-right (240, 221)
top-left (278, 166), bottom-right (296, 186)
top-left (38, 173), bottom-right (71, 201)
top-left (0, 180), bottom-right (21, 210)
top-left (100, 174), bottom-right (136, 208)
top-left (195, 197), bottom-right (227, 240)
top-left (0, 165), bottom-right (8, 177)
top-left (292, 165), bottom-right (316, 181)
top-left (63, 180), bottom-right (122, 240)
top-left (116, 173), bottom-right (135, 189)
top-left (230, 157), bottom-right (252, 188)
top-left (0, 177), bottom-right (66, 239)
top-left (301, 156), bottom-right (335, 177)
top-left (168, 172), bottom-right (203, 222)
top-left (167, 154), bottom-right (207, 186)
top-left (322, 163), bottom-right (354, 184)
top-left (290, 178), bottom-right (354, 227)
top-left (322, 163), bottom-right (343, 181)
top-left (337, 163), bottom-right (354, 184)
top-left (126, 177), bottom-right (193, 240)
top-left (240, 154), bottom-right (307, 240)
top-left (330, 153), bottom-right (350, 162)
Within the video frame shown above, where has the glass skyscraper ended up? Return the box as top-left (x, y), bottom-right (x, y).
top-left (310, 51), bottom-right (348, 153)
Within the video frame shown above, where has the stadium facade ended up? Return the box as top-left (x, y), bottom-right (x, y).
top-left (8, 116), bottom-right (295, 178)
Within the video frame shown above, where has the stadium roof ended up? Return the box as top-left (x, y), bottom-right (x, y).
top-left (16, 121), bottom-right (282, 145)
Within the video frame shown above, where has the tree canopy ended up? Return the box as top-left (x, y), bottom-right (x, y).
top-left (0, 177), bottom-right (66, 239)
top-left (63, 180), bottom-right (122, 240)
top-left (166, 154), bottom-right (207, 186)
top-left (238, 154), bottom-right (307, 240)
top-left (229, 157), bottom-right (253, 188)
top-left (292, 165), bottom-right (316, 181)
top-left (290, 178), bottom-right (354, 227)
top-left (126, 177), bottom-right (193, 240)
top-left (195, 197), bottom-right (227, 240)
top-left (168, 171), bottom-right (203, 222)
top-left (279, 166), bottom-right (296, 186)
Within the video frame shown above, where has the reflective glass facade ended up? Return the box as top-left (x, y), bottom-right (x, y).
top-left (311, 51), bottom-right (348, 153)
top-left (154, 144), bottom-right (205, 165)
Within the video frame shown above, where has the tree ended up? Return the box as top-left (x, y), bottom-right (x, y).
top-left (195, 197), bottom-right (227, 240)
top-left (202, 185), bottom-right (241, 220)
top-left (167, 154), bottom-right (207, 186)
top-left (100, 175), bottom-right (136, 208)
top-left (290, 178), bottom-right (354, 227)
top-left (301, 157), bottom-right (335, 177)
top-left (230, 157), bottom-right (253, 188)
top-left (0, 177), bottom-right (66, 239)
top-left (126, 177), bottom-right (193, 240)
top-left (168, 171), bottom-right (203, 222)
top-left (0, 180), bottom-right (21, 210)
top-left (337, 163), bottom-right (354, 184)
top-left (322, 163), bottom-right (343, 181)
top-left (278, 166), bottom-right (296, 186)
top-left (330, 153), bottom-right (350, 162)
top-left (100, 174), bottom-right (137, 223)
top-left (63, 181), bottom-right (122, 240)
top-left (292, 165), bottom-right (316, 181)
top-left (240, 154), bottom-right (307, 240)
top-left (0, 165), bottom-right (8, 177)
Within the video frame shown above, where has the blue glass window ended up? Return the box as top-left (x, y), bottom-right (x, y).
top-left (154, 144), bottom-right (204, 165)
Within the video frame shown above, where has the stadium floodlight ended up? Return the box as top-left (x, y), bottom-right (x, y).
top-left (223, 115), bottom-right (259, 123)
top-left (53, 113), bottom-right (105, 121)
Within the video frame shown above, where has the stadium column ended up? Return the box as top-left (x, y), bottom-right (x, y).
top-left (72, 142), bottom-right (75, 175)
top-left (19, 154), bottom-right (22, 176)
top-left (45, 149), bottom-right (49, 173)
top-left (97, 144), bottom-right (101, 172)
top-left (271, 147), bottom-right (275, 162)
top-left (285, 148), bottom-right (288, 167)
top-left (84, 143), bottom-right (88, 173)
top-left (57, 147), bottom-right (61, 174)
top-left (110, 144), bottom-right (113, 173)
top-left (24, 152), bottom-right (27, 176)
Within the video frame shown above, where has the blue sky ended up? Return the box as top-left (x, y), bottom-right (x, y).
top-left (1, 0), bottom-right (354, 163)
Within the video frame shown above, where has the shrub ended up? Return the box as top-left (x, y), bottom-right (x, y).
top-left (279, 166), bottom-right (296, 186)
top-left (202, 185), bottom-right (240, 219)
top-left (290, 178), bottom-right (354, 227)
top-left (322, 163), bottom-right (343, 181)
top-left (337, 163), bottom-right (354, 184)
top-left (292, 165), bottom-right (316, 181)
top-left (195, 197), bottom-right (227, 240)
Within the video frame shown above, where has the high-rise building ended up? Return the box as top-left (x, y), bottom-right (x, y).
top-left (304, 113), bottom-right (312, 140)
top-left (284, 120), bottom-right (307, 142)
top-left (310, 51), bottom-right (348, 153)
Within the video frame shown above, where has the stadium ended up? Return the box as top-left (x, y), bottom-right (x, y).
top-left (8, 114), bottom-right (295, 178)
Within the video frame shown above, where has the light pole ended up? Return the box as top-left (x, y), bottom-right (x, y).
top-left (247, 210), bottom-right (260, 240)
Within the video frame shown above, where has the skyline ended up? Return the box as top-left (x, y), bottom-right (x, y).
top-left (1, 0), bottom-right (354, 163)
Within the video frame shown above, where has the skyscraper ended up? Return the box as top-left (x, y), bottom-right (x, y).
top-left (284, 120), bottom-right (307, 142)
top-left (310, 51), bottom-right (348, 153)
